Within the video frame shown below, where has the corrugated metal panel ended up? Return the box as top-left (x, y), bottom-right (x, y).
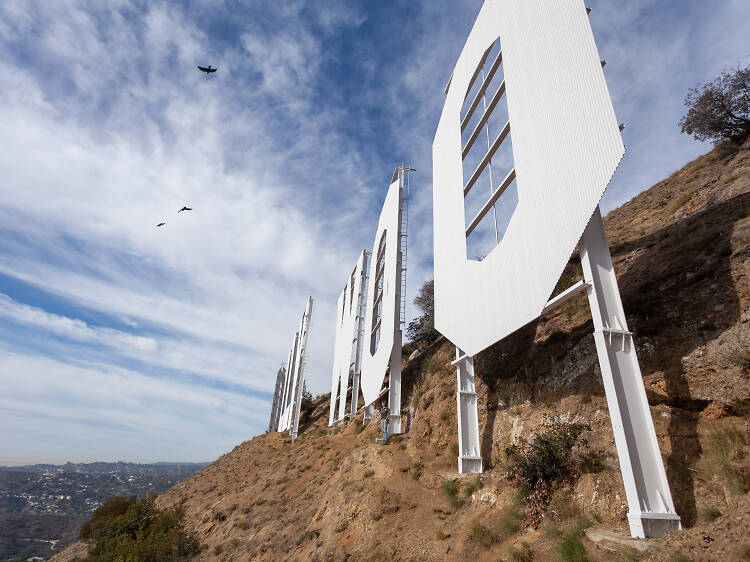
top-left (268, 365), bottom-right (286, 432)
top-left (278, 297), bottom-right (313, 433)
top-left (360, 178), bottom-right (402, 406)
top-left (328, 289), bottom-right (345, 426)
top-left (433, 0), bottom-right (624, 356)
top-left (328, 251), bottom-right (368, 423)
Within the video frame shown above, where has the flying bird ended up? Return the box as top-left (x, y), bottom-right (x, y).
top-left (156, 222), bottom-right (166, 227)
top-left (178, 207), bottom-right (192, 213)
top-left (198, 65), bottom-right (217, 75)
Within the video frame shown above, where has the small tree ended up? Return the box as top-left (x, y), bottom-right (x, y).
top-left (406, 279), bottom-right (439, 346)
top-left (300, 388), bottom-right (314, 420)
top-left (679, 65), bottom-right (750, 144)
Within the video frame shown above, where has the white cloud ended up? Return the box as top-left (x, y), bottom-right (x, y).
top-left (0, 348), bottom-right (265, 464)
top-left (1, 0), bottom-right (748, 464)
top-left (0, 293), bottom-right (156, 352)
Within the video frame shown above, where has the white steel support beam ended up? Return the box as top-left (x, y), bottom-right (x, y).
top-left (580, 207), bottom-right (680, 538)
top-left (337, 363), bottom-right (349, 422)
top-left (454, 348), bottom-right (482, 473)
top-left (350, 370), bottom-right (361, 419)
top-left (542, 279), bottom-right (591, 314)
top-left (290, 297), bottom-right (314, 442)
top-left (268, 364), bottom-right (286, 432)
top-left (388, 343), bottom-right (402, 434)
top-left (363, 403), bottom-right (374, 424)
top-left (387, 167), bottom-right (407, 435)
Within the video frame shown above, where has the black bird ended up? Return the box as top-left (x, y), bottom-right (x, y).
top-left (178, 207), bottom-right (192, 213)
top-left (156, 222), bottom-right (166, 227)
top-left (198, 65), bottom-right (217, 75)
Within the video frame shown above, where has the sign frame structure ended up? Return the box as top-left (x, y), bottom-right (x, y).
top-left (433, 0), bottom-right (680, 537)
top-left (360, 166), bottom-right (410, 434)
top-left (268, 364), bottom-right (286, 432)
top-left (276, 332), bottom-right (298, 432)
top-left (277, 297), bottom-right (314, 442)
top-left (329, 250), bottom-right (370, 426)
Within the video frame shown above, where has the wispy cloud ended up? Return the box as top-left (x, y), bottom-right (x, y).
top-left (0, 0), bottom-right (747, 464)
top-left (0, 293), bottom-right (156, 351)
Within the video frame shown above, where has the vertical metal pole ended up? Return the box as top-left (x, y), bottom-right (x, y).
top-left (455, 348), bottom-right (482, 473)
top-left (351, 251), bottom-right (369, 419)
top-left (580, 207), bottom-right (680, 538)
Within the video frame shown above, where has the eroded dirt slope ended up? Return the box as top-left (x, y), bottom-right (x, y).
top-left (55, 141), bottom-right (750, 561)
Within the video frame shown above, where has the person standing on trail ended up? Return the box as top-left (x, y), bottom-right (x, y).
top-left (380, 400), bottom-right (390, 444)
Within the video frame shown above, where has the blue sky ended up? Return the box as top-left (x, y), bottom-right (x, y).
top-left (1, 0), bottom-right (748, 465)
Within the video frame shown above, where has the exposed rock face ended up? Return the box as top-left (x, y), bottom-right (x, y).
top-left (54, 142), bottom-right (750, 560)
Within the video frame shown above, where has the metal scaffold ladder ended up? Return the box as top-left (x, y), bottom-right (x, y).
top-left (399, 166), bottom-right (412, 328)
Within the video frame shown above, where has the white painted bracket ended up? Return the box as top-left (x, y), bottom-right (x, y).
top-left (580, 207), bottom-right (680, 538)
top-left (350, 372), bottom-right (361, 418)
top-left (455, 348), bottom-right (482, 474)
top-left (388, 342), bottom-right (403, 434)
top-left (363, 403), bottom-right (374, 424)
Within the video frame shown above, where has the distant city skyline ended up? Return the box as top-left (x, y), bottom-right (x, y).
top-left (1, 0), bottom-right (748, 464)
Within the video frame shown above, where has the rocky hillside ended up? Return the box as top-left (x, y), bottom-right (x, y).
top-left (54, 140), bottom-right (749, 561)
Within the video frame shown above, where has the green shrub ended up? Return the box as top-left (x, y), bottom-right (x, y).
top-left (462, 476), bottom-right (483, 497)
top-left (300, 389), bottom-right (314, 420)
top-left (412, 385), bottom-right (425, 410)
top-left (699, 506), bottom-right (722, 522)
top-left (441, 479), bottom-right (463, 508)
top-left (579, 451), bottom-right (605, 474)
top-left (557, 533), bottom-right (588, 562)
top-left (468, 521), bottom-right (497, 549)
top-left (425, 352), bottom-right (450, 377)
top-left (79, 496), bottom-right (135, 540)
top-left (448, 442), bottom-right (459, 456)
top-left (505, 415), bottom-right (592, 527)
top-left (78, 495), bottom-right (199, 560)
top-left (504, 415), bottom-right (591, 492)
top-left (506, 542), bottom-right (534, 562)
top-left (499, 510), bottom-right (522, 538)
top-left (705, 426), bottom-right (750, 495)
top-left (556, 517), bottom-right (592, 562)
